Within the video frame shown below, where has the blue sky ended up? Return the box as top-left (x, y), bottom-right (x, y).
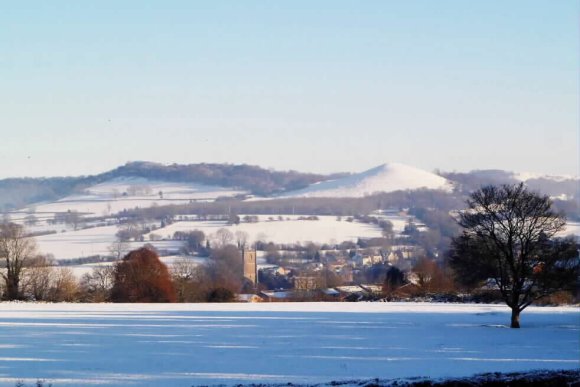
top-left (1, 1), bottom-right (577, 178)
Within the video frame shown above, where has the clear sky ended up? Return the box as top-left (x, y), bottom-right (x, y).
top-left (1, 1), bottom-right (578, 178)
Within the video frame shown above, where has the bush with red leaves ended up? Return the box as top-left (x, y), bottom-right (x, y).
top-left (110, 247), bottom-right (176, 303)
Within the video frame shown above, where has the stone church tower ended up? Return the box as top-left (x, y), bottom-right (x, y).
top-left (242, 248), bottom-right (257, 286)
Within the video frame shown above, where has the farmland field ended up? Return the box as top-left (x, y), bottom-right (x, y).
top-left (32, 215), bottom-right (390, 261)
top-left (146, 216), bottom-right (385, 245)
top-left (0, 302), bottom-right (577, 386)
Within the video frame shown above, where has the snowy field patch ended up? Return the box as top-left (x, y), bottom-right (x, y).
top-left (0, 303), bottom-right (577, 386)
top-left (35, 226), bottom-right (183, 260)
top-left (147, 216), bottom-right (383, 245)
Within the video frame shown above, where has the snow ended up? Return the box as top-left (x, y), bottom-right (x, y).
top-left (145, 216), bottom-right (384, 245)
top-left (35, 226), bottom-right (183, 260)
top-left (31, 215), bottom-right (578, 263)
top-left (66, 256), bottom-right (207, 279)
top-left (0, 302), bottom-right (576, 386)
top-left (514, 172), bottom-right (578, 182)
top-left (19, 176), bottom-right (247, 219)
top-left (30, 214), bottom-right (386, 262)
top-left (34, 225), bottom-right (119, 259)
top-left (67, 262), bottom-right (114, 278)
top-left (85, 177), bottom-right (246, 200)
top-left (282, 163), bottom-right (453, 198)
top-left (373, 214), bottom-right (415, 232)
top-left (561, 221), bottom-right (580, 238)
top-left (31, 215), bottom-right (383, 261)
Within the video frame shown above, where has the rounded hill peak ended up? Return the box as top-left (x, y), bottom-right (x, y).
top-left (283, 162), bottom-right (453, 198)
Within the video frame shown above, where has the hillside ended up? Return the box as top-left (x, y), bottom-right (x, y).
top-left (99, 162), bottom-right (343, 195)
top-left (0, 162), bottom-right (342, 210)
top-left (442, 169), bottom-right (579, 199)
top-left (1, 161), bottom-right (577, 215)
top-left (281, 163), bottom-right (454, 198)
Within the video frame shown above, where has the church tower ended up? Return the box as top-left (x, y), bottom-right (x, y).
top-left (242, 248), bottom-right (257, 286)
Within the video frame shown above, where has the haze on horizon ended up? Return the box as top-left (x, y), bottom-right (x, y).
top-left (1, 1), bottom-right (577, 179)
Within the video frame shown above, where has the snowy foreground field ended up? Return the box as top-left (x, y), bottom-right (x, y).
top-left (0, 303), bottom-right (577, 386)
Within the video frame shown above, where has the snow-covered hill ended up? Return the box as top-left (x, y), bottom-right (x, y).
top-left (441, 169), bottom-right (579, 200)
top-left (18, 176), bottom-right (247, 218)
top-left (514, 172), bottom-right (578, 183)
top-left (282, 163), bottom-right (453, 198)
top-left (85, 176), bottom-right (246, 201)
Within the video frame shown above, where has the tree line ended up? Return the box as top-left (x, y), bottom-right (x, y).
top-left (0, 225), bottom-right (250, 303)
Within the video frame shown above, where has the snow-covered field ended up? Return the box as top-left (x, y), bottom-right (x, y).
top-left (66, 256), bottom-right (207, 279)
top-left (373, 214), bottom-right (419, 233)
top-left (31, 215), bottom-right (384, 261)
top-left (0, 302), bottom-right (577, 386)
top-left (34, 226), bottom-right (183, 260)
top-left (146, 216), bottom-right (384, 245)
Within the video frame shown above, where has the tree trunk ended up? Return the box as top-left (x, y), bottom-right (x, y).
top-left (510, 308), bottom-right (521, 328)
top-left (5, 277), bottom-right (20, 300)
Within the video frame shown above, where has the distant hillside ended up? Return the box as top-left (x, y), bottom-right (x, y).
top-left (1, 162), bottom-right (577, 217)
top-left (100, 162), bottom-right (343, 196)
top-left (281, 163), bottom-right (453, 198)
top-left (442, 169), bottom-right (579, 199)
top-left (0, 177), bottom-right (87, 211)
top-left (0, 161), bottom-right (345, 211)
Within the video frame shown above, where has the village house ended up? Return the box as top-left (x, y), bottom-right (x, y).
top-left (235, 293), bottom-right (264, 303)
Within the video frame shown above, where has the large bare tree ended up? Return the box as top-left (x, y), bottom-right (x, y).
top-left (0, 223), bottom-right (38, 300)
top-left (449, 183), bottom-right (579, 328)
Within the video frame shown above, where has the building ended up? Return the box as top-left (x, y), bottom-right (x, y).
top-left (235, 293), bottom-right (264, 303)
top-left (294, 276), bottom-right (320, 290)
top-left (242, 248), bottom-right (257, 285)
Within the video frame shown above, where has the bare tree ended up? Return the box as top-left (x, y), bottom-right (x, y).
top-left (108, 239), bottom-right (130, 260)
top-left (383, 266), bottom-right (405, 295)
top-left (449, 183), bottom-right (579, 328)
top-left (24, 214), bottom-right (38, 227)
top-left (48, 267), bottom-right (79, 302)
top-left (234, 230), bottom-right (249, 249)
top-left (22, 255), bottom-right (54, 301)
top-left (64, 210), bottom-right (82, 230)
top-left (411, 257), bottom-right (454, 295)
top-left (171, 258), bottom-right (209, 302)
top-left (126, 185), bottom-right (139, 196)
top-left (380, 220), bottom-right (395, 240)
top-left (207, 245), bottom-right (243, 293)
top-left (214, 228), bottom-right (234, 248)
top-left (115, 221), bottom-right (143, 242)
top-left (0, 223), bottom-right (37, 300)
top-left (79, 265), bottom-right (115, 302)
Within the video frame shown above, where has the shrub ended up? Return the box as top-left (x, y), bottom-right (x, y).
top-left (206, 287), bottom-right (235, 302)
